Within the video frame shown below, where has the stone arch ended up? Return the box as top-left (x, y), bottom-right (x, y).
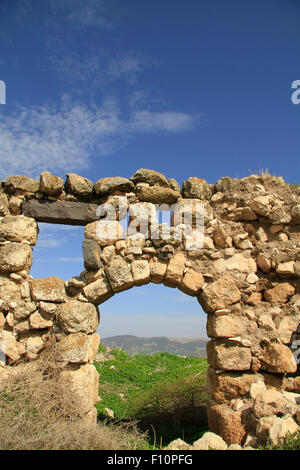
top-left (0, 169), bottom-right (299, 445)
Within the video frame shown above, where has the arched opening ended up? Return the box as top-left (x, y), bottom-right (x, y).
top-left (95, 282), bottom-right (209, 447)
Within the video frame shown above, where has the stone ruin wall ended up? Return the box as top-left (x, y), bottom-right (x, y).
top-left (0, 168), bottom-right (299, 446)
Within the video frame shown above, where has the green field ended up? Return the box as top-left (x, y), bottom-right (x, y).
top-left (94, 346), bottom-right (209, 447)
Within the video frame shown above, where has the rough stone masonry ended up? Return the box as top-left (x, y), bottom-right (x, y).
top-left (0, 168), bottom-right (300, 447)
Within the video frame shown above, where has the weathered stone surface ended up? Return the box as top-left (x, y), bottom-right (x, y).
top-left (93, 177), bottom-right (134, 197)
top-left (25, 336), bottom-right (45, 360)
top-left (39, 171), bottom-right (64, 195)
top-left (207, 367), bottom-right (261, 403)
top-left (261, 343), bottom-right (297, 373)
top-left (213, 227), bottom-right (231, 248)
top-left (214, 254), bottom-right (257, 274)
top-left (182, 177), bottom-right (212, 200)
top-left (4, 175), bottom-right (39, 193)
top-left (83, 276), bottom-right (114, 304)
top-left (65, 173), bottom-right (93, 197)
top-left (58, 300), bottom-right (99, 334)
top-left (59, 364), bottom-right (99, 413)
top-left (249, 195), bottom-right (272, 216)
top-left (0, 242), bottom-right (32, 272)
top-left (207, 340), bottom-right (252, 370)
top-left (291, 204), bottom-right (300, 224)
top-left (165, 438), bottom-right (192, 450)
top-left (0, 193), bottom-right (9, 216)
top-left (168, 178), bottom-right (181, 192)
top-left (56, 332), bottom-right (99, 363)
top-left (131, 260), bottom-right (151, 286)
top-left (29, 311), bottom-right (53, 329)
top-left (149, 258), bottom-right (167, 283)
top-left (128, 203), bottom-right (158, 235)
top-left (229, 207), bottom-right (258, 221)
top-left (82, 239), bottom-right (102, 270)
top-left (253, 390), bottom-right (289, 418)
top-left (0, 216), bottom-right (38, 245)
top-left (192, 432), bottom-right (228, 450)
top-left (22, 200), bottom-right (99, 225)
top-left (276, 261), bottom-right (295, 275)
top-left (0, 330), bottom-right (20, 361)
top-left (264, 283), bottom-right (295, 303)
top-left (257, 415), bottom-right (299, 444)
top-left (257, 255), bottom-right (272, 273)
top-left (105, 256), bottom-right (134, 293)
top-left (164, 252), bottom-right (186, 287)
top-left (39, 302), bottom-right (57, 317)
top-left (207, 402), bottom-right (249, 445)
top-left (84, 220), bottom-right (123, 246)
top-left (139, 186), bottom-right (179, 204)
top-left (207, 314), bottom-right (251, 339)
top-left (198, 276), bottom-right (241, 313)
top-left (130, 168), bottom-right (170, 188)
top-left (31, 277), bottom-right (66, 302)
top-left (179, 269), bottom-right (204, 296)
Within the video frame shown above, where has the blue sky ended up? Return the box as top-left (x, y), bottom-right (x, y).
top-left (0, 0), bottom-right (299, 338)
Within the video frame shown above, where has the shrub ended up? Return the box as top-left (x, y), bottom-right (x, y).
top-left (0, 348), bottom-right (147, 450)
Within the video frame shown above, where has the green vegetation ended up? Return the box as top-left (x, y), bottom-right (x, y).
top-left (260, 431), bottom-right (300, 451)
top-left (94, 347), bottom-right (209, 447)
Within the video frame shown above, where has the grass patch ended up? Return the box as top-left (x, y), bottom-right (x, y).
top-left (94, 348), bottom-right (209, 447)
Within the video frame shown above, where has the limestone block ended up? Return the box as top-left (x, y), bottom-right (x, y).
top-left (39, 171), bottom-right (64, 195)
top-left (131, 260), bottom-right (151, 286)
top-left (0, 193), bottom-right (9, 216)
top-left (264, 283), bottom-right (295, 304)
top-left (83, 276), bottom-right (114, 304)
top-left (192, 432), bottom-right (227, 450)
top-left (56, 332), bottom-right (100, 363)
top-left (30, 277), bottom-right (66, 302)
top-left (198, 275), bottom-right (241, 313)
top-left (58, 300), bottom-right (99, 334)
top-left (182, 177), bottom-right (212, 200)
top-left (25, 336), bottom-right (45, 360)
top-left (0, 330), bottom-right (20, 361)
top-left (206, 367), bottom-right (261, 403)
top-left (130, 168), bottom-right (170, 188)
top-left (276, 261), bottom-right (295, 275)
top-left (214, 254), bottom-right (257, 274)
top-left (253, 390), bottom-right (289, 418)
top-left (207, 314), bottom-right (251, 338)
top-left (257, 255), bottom-right (272, 273)
top-left (82, 239), bottom-right (102, 270)
top-left (59, 364), bottom-right (99, 413)
top-left (29, 311), bottom-right (53, 329)
top-left (149, 258), bottom-right (167, 283)
top-left (207, 340), bottom-right (252, 371)
top-left (165, 439), bottom-right (192, 450)
top-left (179, 268), bottom-right (204, 296)
top-left (93, 177), bottom-right (134, 197)
top-left (139, 186), bottom-right (179, 204)
top-left (105, 256), bottom-right (134, 293)
top-left (164, 252), bottom-right (186, 287)
top-left (65, 173), bottom-right (93, 197)
top-left (261, 343), bottom-right (297, 374)
top-left (0, 216), bottom-right (38, 245)
top-left (207, 402), bottom-right (249, 445)
top-left (4, 175), bottom-right (39, 193)
top-left (85, 220), bottom-right (123, 246)
top-left (291, 205), bottom-right (300, 224)
top-left (0, 242), bottom-right (32, 272)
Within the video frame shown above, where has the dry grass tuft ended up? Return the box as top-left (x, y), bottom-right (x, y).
top-left (0, 348), bottom-right (147, 450)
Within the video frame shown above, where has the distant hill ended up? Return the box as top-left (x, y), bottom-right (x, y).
top-left (101, 335), bottom-right (208, 358)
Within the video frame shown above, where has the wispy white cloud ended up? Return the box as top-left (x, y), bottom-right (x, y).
top-left (130, 110), bottom-right (201, 132)
top-left (50, 0), bottom-right (116, 30)
top-left (0, 96), bottom-right (199, 178)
